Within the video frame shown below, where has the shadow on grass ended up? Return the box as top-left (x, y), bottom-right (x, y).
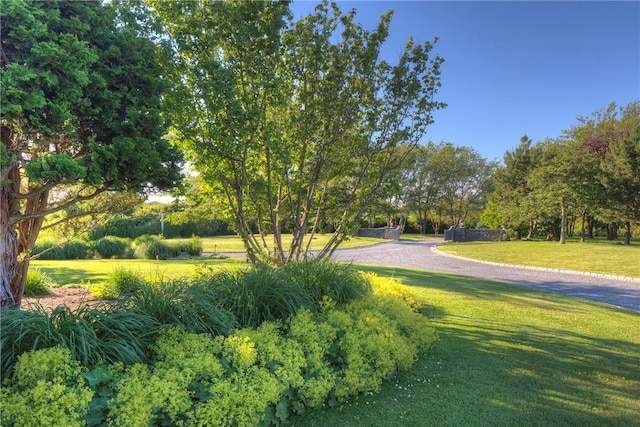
top-left (295, 265), bottom-right (640, 426)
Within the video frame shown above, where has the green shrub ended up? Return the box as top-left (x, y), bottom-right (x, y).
top-left (134, 234), bottom-right (176, 259)
top-left (91, 268), bottom-right (146, 300)
top-left (24, 268), bottom-right (55, 297)
top-left (95, 236), bottom-right (132, 259)
top-left (183, 235), bottom-right (203, 256)
top-left (89, 214), bottom-right (161, 240)
top-left (118, 279), bottom-right (236, 336)
top-left (63, 240), bottom-right (89, 259)
top-left (32, 237), bottom-right (66, 260)
top-left (202, 267), bottom-right (316, 328)
top-left (0, 347), bottom-right (93, 427)
top-left (0, 305), bottom-right (160, 375)
top-left (32, 238), bottom-right (89, 260)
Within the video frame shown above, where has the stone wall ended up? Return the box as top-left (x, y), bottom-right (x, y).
top-left (354, 226), bottom-right (401, 241)
top-left (444, 226), bottom-right (504, 242)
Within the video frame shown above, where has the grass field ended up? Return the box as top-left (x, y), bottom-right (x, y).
top-left (174, 234), bottom-right (386, 253)
top-left (294, 265), bottom-right (640, 426)
top-left (437, 238), bottom-right (640, 278)
top-left (27, 238), bottom-right (640, 425)
top-left (31, 234), bottom-right (386, 286)
top-left (30, 257), bottom-right (247, 287)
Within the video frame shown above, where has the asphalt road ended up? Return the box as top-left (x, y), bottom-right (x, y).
top-left (329, 239), bottom-right (640, 313)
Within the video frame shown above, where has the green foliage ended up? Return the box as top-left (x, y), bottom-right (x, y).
top-left (24, 268), bottom-right (55, 297)
top-left (2, 0), bottom-right (183, 306)
top-left (2, 269), bottom-right (436, 426)
top-left (202, 267), bottom-right (317, 329)
top-left (282, 260), bottom-right (372, 306)
top-left (32, 236), bottom-right (66, 260)
top-left (24, 152), bottom-right (86, 184)
top-left (33, 237), bottom-right (89, 260)
top-left (91, 268), bottom-right (146, 300)
top-left (95, 236), bottom-right (132, 259)
top-left (0, 347), bottom-right (93, 427)
top-left (0, 304), bottom-right (160, 375)
top-left (117, 278), bottom-right (237, 337)
top-left (89, 214), bottom-right (162, 240)
top-left (184, 235), bottom-right (203, 256)
top-left (133, 234), bottom-right (176, 259)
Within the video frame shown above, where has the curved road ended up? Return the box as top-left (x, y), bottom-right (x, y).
top-left (329, 239), bottom-right (640, 313)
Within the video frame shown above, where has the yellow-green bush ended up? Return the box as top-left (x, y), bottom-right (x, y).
top-left (2, 272), bottom-right (437, 426)
top-left (107, 363), bottom-right (193, 427)
top-left (0, 347), bottom-right (93, 427)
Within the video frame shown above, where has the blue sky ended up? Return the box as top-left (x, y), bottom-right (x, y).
top-left (290, 1), bottom-right (640, 162)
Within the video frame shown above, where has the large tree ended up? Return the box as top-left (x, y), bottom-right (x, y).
top-left (0, 0), bottom-right (182, 308)
top-left (577, 101), bottom-right (640, 244)
top-left (401, 142), bottom-right (447, 234)
top-left (491, 136), bottom-right (543, 239)
top-left (434, 143), bottom-right (495, 229)
top-left (151, 0), bottom-right (445, 265)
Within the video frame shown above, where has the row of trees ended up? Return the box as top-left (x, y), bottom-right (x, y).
top-left (492, 101), bottom-right (640, 244)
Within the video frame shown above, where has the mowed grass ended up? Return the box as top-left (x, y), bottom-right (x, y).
top-left (294, 265), bottom-right (640, 426)
top-left (175, 234), bottom-right (386, 253)
top-left (27, 245), bottom-right (640, 425)
top-left (437, 238), bottom-right (640, 278)
top-left (30, 234), bottom-right (385, 286)
top-left (30, 258), bottom-right (247, 287)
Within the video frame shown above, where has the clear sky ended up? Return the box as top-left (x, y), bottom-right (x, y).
top-left (290, 1), bottom-right (640, 162)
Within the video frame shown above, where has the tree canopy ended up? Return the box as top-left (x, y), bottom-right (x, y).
top-left (150, 0), bottom-right (445, 264)
top-left (0, 0), bottom-right (182, 307)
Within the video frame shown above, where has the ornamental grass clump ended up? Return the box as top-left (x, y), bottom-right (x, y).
top-left (91, 268), bottom-right (147, 300)
top-left (95, 236), bottom-right (132, 259)
top-left (117, 278), bottom-right (237, 336)
top-left (133, 234), bottom-right (177, 260)
top-left (202, 267), bottom-right (317, 328)
top-left (0, 304), bottom-right (160, 376)
top-left (24, 268), bottom-right (55, 297)
top-left (282, 259), bottom-right (372, 307)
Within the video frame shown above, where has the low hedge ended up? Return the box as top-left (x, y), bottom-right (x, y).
top-left (32, 238), bottom-right (89, 260)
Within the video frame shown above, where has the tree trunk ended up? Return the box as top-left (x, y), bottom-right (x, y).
top-left (580, 211), bottom-right (586, 243)
top-left (587, 215), bottom-right (595, 238)
top-left (0, 183), bottom-right (17, 308)
top-left (526, 217), bottom-right (537, 240)
top-left (624, 221), bottom-right (632, 245)
top-left (559, 202), bottom-right (566, 245)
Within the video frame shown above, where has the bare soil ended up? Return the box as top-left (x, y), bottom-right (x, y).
top-left (22, 287), bottom-right (100, 312)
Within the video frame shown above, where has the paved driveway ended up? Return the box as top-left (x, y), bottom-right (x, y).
top-left (330, 239), bottom-right (640, 313)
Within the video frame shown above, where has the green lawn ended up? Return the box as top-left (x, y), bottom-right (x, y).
top-left (30, 258), bottom-right (247, 287)
top-left (29, 240), bottom-right (640, 425)
top-left (294, 265), bottom-right (640, 426)
top-left (437, 239), bottom-right (640, 278)
top-left (173, 234), bottom-right (386, 253)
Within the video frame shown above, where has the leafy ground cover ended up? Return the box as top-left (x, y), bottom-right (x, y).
top-left (294, 265), bottom-right (640, 426)
top-left (2, 263), bottom-right (436, 426)
top-left (437, 238), bottom-right (640, 278)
